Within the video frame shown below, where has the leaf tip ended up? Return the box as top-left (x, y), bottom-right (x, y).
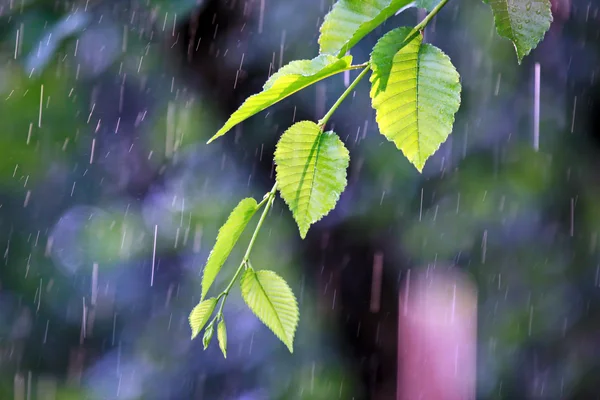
top-left (409, 157), bottom-right (426, 173)
top-left (207, 129), bottom-right (225, 144)
top-left (299, 227), bottom-right (308, 239)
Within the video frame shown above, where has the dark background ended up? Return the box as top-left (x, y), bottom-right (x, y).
top-left (0, 0), bottom-right (599, 398)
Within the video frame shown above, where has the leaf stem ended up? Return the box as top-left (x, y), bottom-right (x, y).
top-left (213, 182), bottom-right (279, 319)
top-left (413, 0), bottom-right (451, 34)
top-left (348, 62), bottom-right (369, 70)
top-left (242, 182), bottom-right (278, 263)
top-left (318, 65), bottom-right (371, 130)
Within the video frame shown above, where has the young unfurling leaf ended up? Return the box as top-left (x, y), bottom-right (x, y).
top-left (217, 319), bottom-right (227, 358)
top-left (189, 298), bottom-right (217, 339)
top-left (202, 322), bottom-right (215, 350)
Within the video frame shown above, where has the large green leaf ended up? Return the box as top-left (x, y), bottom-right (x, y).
top-left (274, 121), bottom-right (349, 238)
top-left (240, 269), bottom-right (299, 352)
top-left (189, 298), bottom-right (217, 339)
top-left (207, 55), bottom-right (353, 143)
top-left (217, 319), bottom-right (227, 358)
top-left (370, 27), bottom-right (461, 172)
top-left (318, 0), bottom-right (413, 57)
top-left (484, 0), bottom-right (552, 63)
top-left (201, 198), bottom-right (258, 299)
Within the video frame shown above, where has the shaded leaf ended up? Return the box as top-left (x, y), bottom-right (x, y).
top-left (201, 198), bottom-right (258, 300)
top-left (148, 0), bottom-right (207, 17)
top-left (484, 0), bottom-right (552, 63)
top-left (202, 322), bottom-right (215, 350)
top-left (274, 121), bottom-right (349, 238)
top-left (416, 0), bottom-right (441, 11)
top-left (318, 0), bottom-right (413, 57)
top-left (208, 55), bottom-right (353, 143)
top-left (370, 27), bottom-right (461, 172)
top-left (240, 269), bottom-right (299, 352)
top-left (217, 319), bottom-right (227, 358)
top-left (24, 11), bottom-right (91, 75)
top-left (189, 298), bottom-right (217, 339)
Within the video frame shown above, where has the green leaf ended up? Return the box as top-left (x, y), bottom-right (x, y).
top-left (217, 319), bottom-right (227, 358)
top-left (240, 269), bottom-right (299, 352)
top-left (201, 198), bottom-right (259, 300)
top-left (274, 121), bottom-right (349, 238)
top-left (369, 27), bottom-right (461, 172)
top-left (318, 0), bottom-right (414, 58)
top-left (415, 0), bottom-right (441, 11)
top-left (484, 0), bottom-right (552, 63)
top-left (189, 298), bottom-right (217, 339)
top-left (202, 322), bottom-right (215, 350)
top-left (207, 55), bottom-right (353, 143)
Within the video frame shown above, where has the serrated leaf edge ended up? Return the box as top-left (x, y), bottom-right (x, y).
top-left (241, 269), bottom-right (299, 352)
top-left (189, 297), bottom-right (217, 340)
top-left (201, 198), bottom-right (258, 300)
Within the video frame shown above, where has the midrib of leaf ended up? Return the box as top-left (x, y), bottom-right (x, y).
top-left (294, 132), bottom-right (322, 230)
top-left (415, 46), bottom-right (423, 166)
top-left (491, 0), bottom-right (516, 46)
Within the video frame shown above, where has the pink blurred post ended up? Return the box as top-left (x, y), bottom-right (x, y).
top-left (397, 268), bottom-right (477, 400)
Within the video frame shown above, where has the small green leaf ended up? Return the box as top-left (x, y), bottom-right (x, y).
top-left (240, 269), bottom-right (299, 352)
top-left (217, 319), bottom-right (227, 358)
top-left (484, 0), bottom-right (552, 63)
top-left (318, 0), bottom-right (414, 57)
top-left (201, 198), bottom-right (259, 300)
top-left (203, 322), bottom-right (215, 350)
top-left (208, 55), bottom-right (353, 143)
top-left (189, 298), bottom-right (217, 339)
top-left (415, 0), bottom-right (441, 11)
top-left (274, 121), bottom-right (349, 238)
top-left (370, 27), bottom-right (461, 172)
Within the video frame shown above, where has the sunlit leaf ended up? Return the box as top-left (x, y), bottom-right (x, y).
top-left (208, 55), bottom-right (353, 143)
top-left (484, 0), bottom-right (552, 63)
top-left (274, 121), bottom-right (349, 238)
top-left (217, 319), bottom-right (227, 358)
top-left (241, 269), bottom-right (299, 352)
top-left (201, 198), bottom-right (259, 300)
top-left (370, 27), bottom-right (461, 172)
top-left (189, 298), bottom-right (217, 339)
top-left (318, 0), bottom-right (413, 57)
